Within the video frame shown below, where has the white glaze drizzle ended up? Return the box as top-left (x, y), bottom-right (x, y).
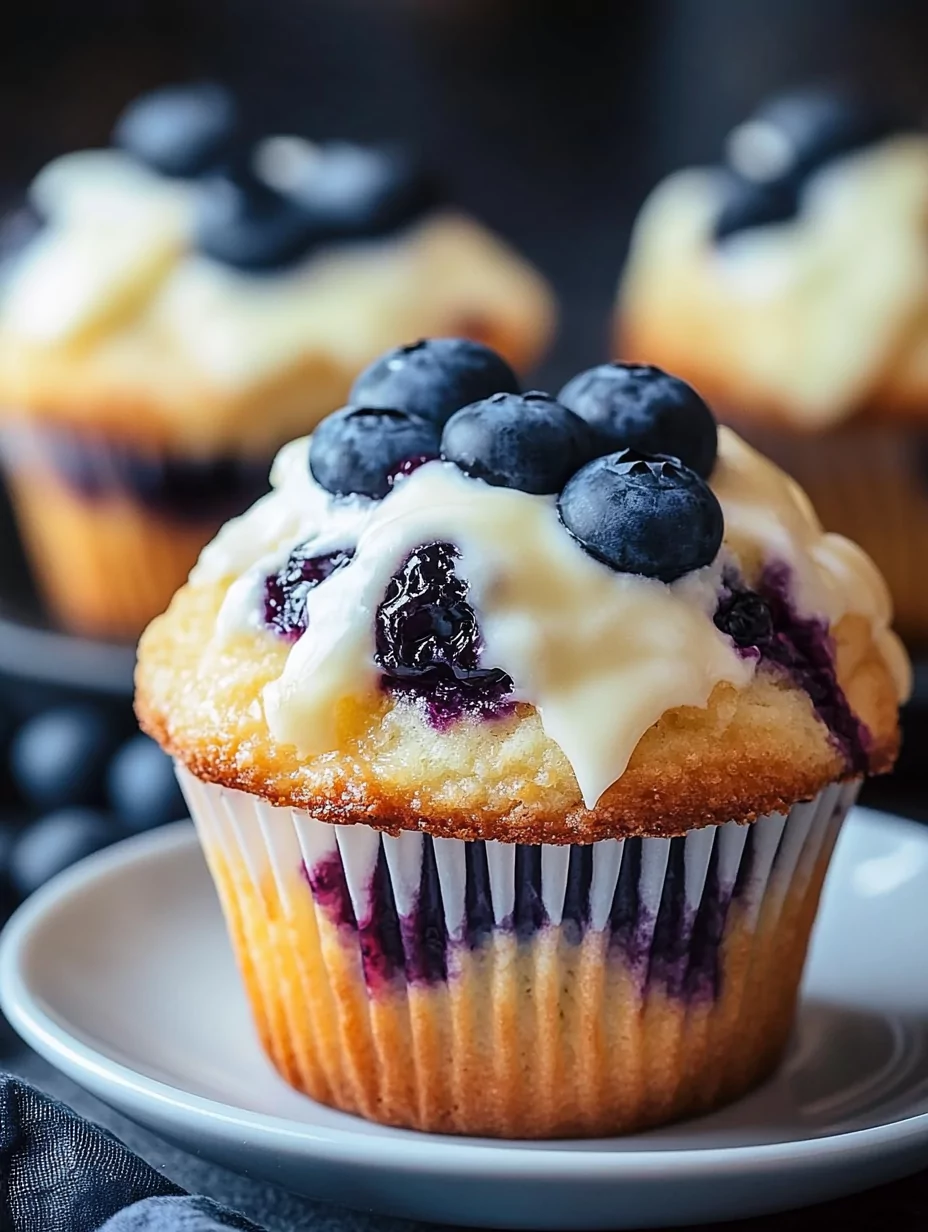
top-left (193, 427), bottom-right (910, 808)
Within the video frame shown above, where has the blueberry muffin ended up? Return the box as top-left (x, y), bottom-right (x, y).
top-left (136, 341), bottom-right (907, 1138)
top-left (617, 89), bottom-right (928, 643)
top-left (0, 85), bottom-right (554, 641)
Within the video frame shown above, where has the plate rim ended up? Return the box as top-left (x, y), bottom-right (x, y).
top-left (3, 811), bottom-right (928, 1182)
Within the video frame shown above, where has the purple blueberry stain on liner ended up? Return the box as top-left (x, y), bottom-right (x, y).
top-left (301, 848), bottom-right (409, 993)
top-left (301, 831), bottom-right (746, 1001)
top-left (464, 840), bottom-right (495, 949)
top-left (301, 850), bottom-right (355, 930)
top-left (646, 839), bottom-right (693, 997)
top-left (401, 838), bottom-right (448, 984)
top-left (683, 845), bottom-right (732, 1002)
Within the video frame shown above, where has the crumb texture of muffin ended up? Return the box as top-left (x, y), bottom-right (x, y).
top-left (136, 345), bottom-right (907, 1137)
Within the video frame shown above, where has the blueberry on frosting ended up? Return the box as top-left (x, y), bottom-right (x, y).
top-left (715, 90), bottom-right (907, 242)
top-left (441, 391), bottom-right (594, 495)
top-left (558, 363), bottom-right (718, 478)
top-left (195, 163), bottom-right (320, 272)
top-left (351, 338), bottom-right (520, 429)
top-left (727, 89), bottom-right (902, 184)
top-left (113, 82), bottom-right (239, 178)
top-left (293, 144), bottom-right (440, 240)
top-left (712, 173), bottom-right (799, 243)
top-left (309, 406), bottom-right (440, 499)
top-left (558, 450), bottom-right (724, 582)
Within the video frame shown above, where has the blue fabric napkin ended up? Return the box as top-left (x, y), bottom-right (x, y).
top-left (0, 1074), bottom-right (264, 1231)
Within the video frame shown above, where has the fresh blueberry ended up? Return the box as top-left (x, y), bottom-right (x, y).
top-left (196, 165), bottom-right (320, 272)
top-left (106, 734), bottom-right (187, 832)
top-left (263, 546), bottom-right (354, 641)
top-left (558, 363), bottom-right (718, 478)
top-left (309, 406), bottom-right (440, 499)
top-left (10, 705), bottom-right (121, 811)
top-left (558, 450), bottom-right (724, 582)
top-left (712, 172), bottom-right (799, 243)
top-left (113, 82), bottom-right (239, 178)
top-left (293, 143), bottom-right (440, 238)
top-left (441, 391), bottom-right (594, 495)
top-left (728, 90), bottom-right (902, 183)
top-left (375, 541), bottom-right (512, 694)
top-left (714, 590), bottom-right (774, 648)
top-left (350, 339), bottom-right (520, 429)
top-left (10, 809), bottom-right (120, 898)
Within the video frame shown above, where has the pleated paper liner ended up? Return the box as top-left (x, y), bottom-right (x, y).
top-left (179, 766), bottom-right (858, 1138)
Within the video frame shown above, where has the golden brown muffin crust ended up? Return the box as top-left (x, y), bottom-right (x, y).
top-left (135, 579), bottom-right (899, 843)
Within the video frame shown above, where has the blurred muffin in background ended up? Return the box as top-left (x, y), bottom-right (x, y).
top-left (616, 88), bottom-right (928, 644)
top-left (0, 83), bottom-right (555, 642)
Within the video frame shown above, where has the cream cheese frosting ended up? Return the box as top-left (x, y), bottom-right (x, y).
top-left (191, 427), bottom-right (910, 809)
top-left (620, 135), bottom-right (928, 426)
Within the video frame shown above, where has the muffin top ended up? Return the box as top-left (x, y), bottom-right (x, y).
top-left (618, 90), bottom-right (928, 429)
top-left (136, 342), bottom-right (908, 841)
top-left (0, 86), bottom-right (553, 455)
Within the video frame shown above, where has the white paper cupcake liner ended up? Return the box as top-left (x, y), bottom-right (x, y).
top-left (177, 768), bottom-right (858, 1135)
top-left (179, 769), bottom-right (855, 999)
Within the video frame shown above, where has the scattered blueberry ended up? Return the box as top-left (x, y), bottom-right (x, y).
top-left (309, 406), bottom-right (440, 499)
top-left (714, 590), bottom-right (774, 649)
top-left (350, 339), bottom-right (520, 428)
top-left (558, 363), bottom-right (718, 478)
top-left (441, 391), bottom-right (594, 495)
top-left (375, 542), bottom-right (513, 709)
top-left (10, 706), bottom-right (121, 811)
top-left (263, 546), bottom-right (354, 641)
top-left (558, 450), bottom-right (724, 582)
top-left (712, 172), bottom-right (799, 242)
top-left (106, 735), bottom-right (187, 833)
top-left (10, 809), bottom-right (120, 898)
top-left (196, 165), bottom-right (320, 272)
top-left (293, 144), bottom-right (440, 238)
top-left (113, 82), bottom-right (239, 178)
top-left (729, 90), bottom-right (902, 183)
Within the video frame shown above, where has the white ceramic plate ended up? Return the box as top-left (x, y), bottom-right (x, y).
top-left (2, 808), bottom-right (928, 1229)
